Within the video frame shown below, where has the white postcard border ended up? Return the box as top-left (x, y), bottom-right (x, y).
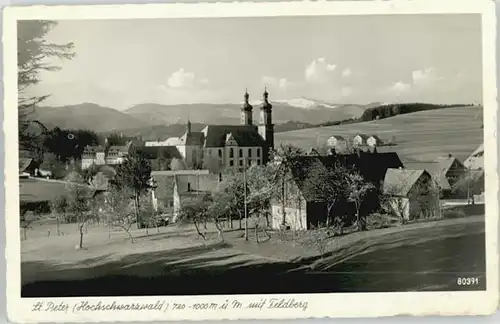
top-left (3, 0), bottom-right (499, 322)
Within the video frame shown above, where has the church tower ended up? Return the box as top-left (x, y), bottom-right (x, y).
top-left (241, 89), bottom-right (253, 125)
top-left (258, 88), bottom-right (274, 163)
top-left (186, 118), bottom-right (192, 134)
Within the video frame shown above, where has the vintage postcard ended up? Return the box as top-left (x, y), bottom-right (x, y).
top-left (3, 0), bottom-right (499, 322)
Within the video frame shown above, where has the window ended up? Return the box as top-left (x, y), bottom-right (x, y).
top-left (248, 148), bottom-right (252, 157)
top-left (257, 148), bottom-right (260, 158)
top-left (187, 183), bottom-right (191, 191)
top-left (229, 148), bottom-right (234, 158)
top-left (229, 160), bottom-right (234, 166)
top-left (257, 159), bottom-right (261, 165)
top-left (218, 149), bottom-right (222, 158)
top-left (239, 160), bottom-right (243, 166)
top-left (239, 149), bottom-right (243, 157)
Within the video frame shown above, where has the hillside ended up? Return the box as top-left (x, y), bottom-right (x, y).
top-left (124, 100), bottom-right (376, 125)
top-left (32, 103), bottom-right (153, 132)
top-left (275, 106), bottom-right (483, 162)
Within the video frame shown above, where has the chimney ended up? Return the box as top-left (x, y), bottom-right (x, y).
top-left (448, 153), bottom-right (452, 158)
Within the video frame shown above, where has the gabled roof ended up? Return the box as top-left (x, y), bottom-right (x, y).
top-left (404, 161), bottom-right (451, 191)
top-left (202, 125), bottom-right (265, 148)
top-left (354, 134), bottom-right (369, 140)
top-left (464, 144), bottom-right (484, 170)
top-left (383, 168), bottom-right (429, 197)
top-left (368, 135), bottom-right (383, 144)
top-left (328, 135), bottom-right (345, 141)
top-left (179, 132), bottom-right (204, 146)
top-left (435, 155), bottom-right (465, 175)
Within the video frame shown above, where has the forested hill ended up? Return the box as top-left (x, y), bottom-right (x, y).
top-left (359, 103), bottom-right (475, 122)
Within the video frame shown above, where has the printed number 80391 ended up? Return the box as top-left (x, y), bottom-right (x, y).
top-left (457, 277), bottom-right (479, 285)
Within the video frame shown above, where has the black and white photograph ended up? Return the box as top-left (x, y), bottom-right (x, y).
top-left (3, 0), bottom-right (499, 322)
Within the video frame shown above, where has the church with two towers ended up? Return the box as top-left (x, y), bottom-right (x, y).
top-left (167, 89), bottom-right (275, 170)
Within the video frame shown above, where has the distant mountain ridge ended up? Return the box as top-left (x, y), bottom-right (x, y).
top-left (33, 103), bottom-right (153, 132)
top-left (32, 100), bottom-right (456, 138)
top-left (124, 99), bottom-right (378, 125)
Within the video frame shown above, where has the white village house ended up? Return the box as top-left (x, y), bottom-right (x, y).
top-left (352, 134), bottom-right (369, 147)
top-left (367, 135), bottom-right (383, 147)
top-left (326, 135), bottom-right (347, 151)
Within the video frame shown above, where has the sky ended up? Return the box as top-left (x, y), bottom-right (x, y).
top-left (27, 14), bottom-right (483, 110)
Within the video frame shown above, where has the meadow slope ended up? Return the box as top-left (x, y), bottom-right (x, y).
top-left (275, 106), bottom-right (483, 162)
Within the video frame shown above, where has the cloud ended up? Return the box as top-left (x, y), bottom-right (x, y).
top-left (412, 68), bottom-right (444, 87)
top-left (305, 58), bottom-right (338, 83)
top-left (200, 78), bottom-right (210, 85)
top-left (389, 81), bottom-right (411, 93)
top-left (167, 68), bottom-right (196, 88)
top-left (261, 75), bottom-right (288, 90)
top-left (342, 68), bottom-right (352, 78)
top-left (326, 64), bottom-right (337, 72)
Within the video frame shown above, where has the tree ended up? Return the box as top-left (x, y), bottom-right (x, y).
top-left (18, 21), bottom-right (75, 155)
top-left (300, 160), bottom-right (349, 228)
top-left (153, 148), bottom-right (172, 171)
top-left (170, 158), bottom-right (188, 171)
top-left (246, 165), bottom-right (275, 242)
top-left (206, 193), bottom-right (229, 242)
top-left (82, 164), bottom-right (101, 184)
top-left (217, 169), bottom-right (245, 229)
top-left (451, 170), bottom-right (484, 202)
top-left (20, 210), bottom-right (37, 240)
top-left (114, 151), bottom-right (153, 229)
top-left (43, 128), bottom-right (99, 162)
top-left (51, 194), bottom-right (68, 235)
top-left (105, 186), bottom-right (136, 242)
top-left (345, 170), bottom-right (375, 231)
top-left (178, 194), bottom-right (212, 240)
top-left (65, 184), bottom-right (94, 249)
top-left (38, 152), bottom-right (66, 179)
top-left (380, 184), bottom-right (409, 225)
top-left (269, 144), bottom-right (304, 227)
top-left (414, 177), bottom-right (441, 219)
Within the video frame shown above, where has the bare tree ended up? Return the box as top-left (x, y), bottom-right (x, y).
top-left (20, 210), bottom-right (38, 240)
top-left (300, 160), bottom-right (349, 228)
top-left (217, 168), bottom-right (245, 229)
top-left (345, 170), bottom-right (375, 231)
top-left (105, 187), bottom-right (136, 242)
top-left (246, 165), bottom-right (275, 242)
top-left (269, 144), bottom-right (304, 227)
top-left (178, 194), bottom-right (212, 241)
top-left (51, 194), bottom-right (68, 235)
top-left (65, 184), bottom-right (95, 249)
top-left (380, 184), bottom-right (409, 225)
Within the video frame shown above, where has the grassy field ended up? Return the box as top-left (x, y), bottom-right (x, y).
top-left (21, 215), bottom-right (485, 296)
top-left (275, 106), bottom-right (483, 162)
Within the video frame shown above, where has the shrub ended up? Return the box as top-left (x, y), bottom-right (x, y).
top-left (367, 213), bottom-right (393, 229)
top-left (304, 228), bottom-right (332, 259)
